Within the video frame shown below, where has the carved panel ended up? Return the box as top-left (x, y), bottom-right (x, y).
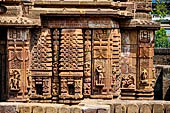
top-left (92, 29), bottom-right (121, 97)
top-left (121, 74), bottom-right (135, 88)
top-left (59, 29), bottom-right (83, 101)
top-left (111, 29), bottom-right (121, 95)
top-left (7, 29), bottom-right (30, 100)
top-left (120, 30), bottom-right (137, 90)
top-left (31, 76), bottom-right (51, 99)
top-left (9, 70), bottom-right (21, 91)
top-left (30, 28), bottom-right (52, 71)
top-left (136, 2), bottom-right (152, 12)
top-left (139, 30), bottom-right (153, 43)
top-left (30, 28), bottom-right (52, 100)
top-left (52, 29), bottom-right (60, 101)
top-left (138, 30), bottom-right (155, 89)
top-left (59, 77), bottom-right (83, 100)
top-left (8, 29), bottom-right (28, 41)
top-left (59, 29), bottom-right (83, 71)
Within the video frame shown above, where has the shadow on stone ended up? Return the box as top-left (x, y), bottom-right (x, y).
top-left (154, 69), bottom-right (163, 100)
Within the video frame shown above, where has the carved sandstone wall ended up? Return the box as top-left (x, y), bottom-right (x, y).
top-left (5, 27), bottom-right (156, 103)
top-left (0, 0), bottom-right (159, 103)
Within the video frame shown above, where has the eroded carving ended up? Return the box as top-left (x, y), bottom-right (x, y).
top-left (84, 29), bottom-right (92, 97)
top-left (141, 69), bottom-right (148, 80)
top-left (9, 70), bottom-right (21, 90)
top-left (140, 30), bottom-right (153, 43)
top-left (121, 74), bottom-right (135, 88)
top-left (96, 65), bottom-right (105, 85)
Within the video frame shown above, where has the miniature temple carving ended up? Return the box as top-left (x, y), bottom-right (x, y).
top-left (30, 28), bottom-right (52, 102)
top-left (0, 0), bottom-right (159, 103)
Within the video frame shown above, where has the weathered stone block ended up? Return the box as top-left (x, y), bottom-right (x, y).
top-left (45, 106), bottom-right (57, 113)
top-left (71, 106), bottom-right (82, 113)
top-left (140, 104), bottom-right (151, 113)
top-left (59, 106), bottom-right (70, 113)
top-left (127, 104), bottom-right (139, 113)
top-left (115, 104), bottom-right (126, 113)
top-left (153, 104), bottom-right (164, 113)
top-left (32, 106), bottom-right (44, 113)
top-left (18, 105), bottom-right (31, 113)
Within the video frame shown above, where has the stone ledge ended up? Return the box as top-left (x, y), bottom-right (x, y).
top-left (154, 48), bottom-right (170, 55)
top-left (1, 100), bottom-right (170, 113)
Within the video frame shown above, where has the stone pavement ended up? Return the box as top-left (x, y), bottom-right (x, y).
top-left (1, 100), bottom-right (170, 113)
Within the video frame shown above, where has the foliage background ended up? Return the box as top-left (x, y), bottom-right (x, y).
top-left (152, 0), bottom-right (170, 48)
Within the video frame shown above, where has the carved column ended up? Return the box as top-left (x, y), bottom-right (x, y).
top-left (137, 30), bottom-right (155, 99)
top-left (84, 29), bottom-right (92, 98)
top-left (111, 29), bottom-right (121, 98)
top-left (52, 29), bottom-right (60, 102)
top-left (30, 28), bottom-right (52, 102)
top-left (8, 29), bottom-right (30, 101)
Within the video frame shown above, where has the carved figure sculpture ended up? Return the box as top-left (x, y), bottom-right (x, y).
top-left (84, 62), bottom-right (90, 76)
top-left (9, 70), bottom-right (21, 90)
top-left (121, 74), bottom-right (135, 88)
top-left (96, 65), bottom-right (104, 84)
top-left (141, 69), bottom-right (148, 80)
top-left (27, 72), bottom-right (32, 96)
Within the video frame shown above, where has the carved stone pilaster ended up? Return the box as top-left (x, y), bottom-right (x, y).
top-left (8, 29), bottom-right (30, 101)
top-left (91, 29), bottom-right (121, 98)
top-left (84, 29), bottom-right (92, 97)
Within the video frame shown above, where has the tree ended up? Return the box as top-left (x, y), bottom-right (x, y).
top-left (152, 0), bottom-right (170, 48)
top-left (155, 28), bottom-right (170, 48)
top-left (152, 0), bottom-right (170, 20)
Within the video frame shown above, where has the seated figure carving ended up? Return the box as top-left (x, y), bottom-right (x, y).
top-left (141, 69), bottom-right (148, 84)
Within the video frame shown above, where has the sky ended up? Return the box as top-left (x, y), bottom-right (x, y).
top-left (152, 0), bottom-right (170, 3)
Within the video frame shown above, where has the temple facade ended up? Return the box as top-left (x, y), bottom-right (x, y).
top-left (0, 0), bottom-right (159, 103)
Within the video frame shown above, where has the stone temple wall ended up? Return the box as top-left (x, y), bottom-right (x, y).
top-left (154, 48), bottom-right (170, 65)
top-left (0, 0), bottom-right (160, 103)
top-left (1, 100), bottom-right (170, 113)
top-left (154, 48), bottom-right (170, 100)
